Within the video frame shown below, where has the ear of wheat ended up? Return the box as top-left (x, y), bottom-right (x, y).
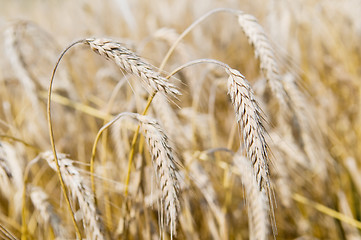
top-left (99, 111), bottom-right (181, 236)
top-left (237, 12), bottom-right (288, 109)
top-left (135, 114), bottom-right (181, 236)
top-left (227, 68), bottom-right (271, 195)
top-left (41, 151), bottom-right (108, 240)
top-left (28, 185), bottom-right (69, 239)
top-left (84, 38), bottom-right (180, 97)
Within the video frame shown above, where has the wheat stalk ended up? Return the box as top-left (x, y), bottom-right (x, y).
top-left (90, 111), bottom-right (181, 236)
top-left (41, 151), bottom-right (107, 240)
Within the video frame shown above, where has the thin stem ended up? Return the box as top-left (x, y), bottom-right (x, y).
top-left (168, 59), bottom-right (230, 81)
top-left (0, 135), bottom-right (40, 152)
top-left (124, 92), bottom-right (156, 196)
top-left (47, 39), bottom-right (85, 239)
top-left (90, 112), bottom-right (132, 196)
top-left (293, 193), bottom-right (361, 229)
top-left (159, 8), bottom-right (241, 71)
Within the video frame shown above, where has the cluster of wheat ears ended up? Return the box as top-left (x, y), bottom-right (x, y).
top-left (0, 0), bottom-right (361, 239)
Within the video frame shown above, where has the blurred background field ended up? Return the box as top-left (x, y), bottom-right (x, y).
top-left (0, 0), bottom-right (361, 239)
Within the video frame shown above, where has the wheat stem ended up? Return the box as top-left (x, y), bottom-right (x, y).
top-left (47, 39), bottom-right (84, 239)
top-left (169, 58), bottom-right (271, 193)
top-left (293, 193), bottom-right (361, 229)
top-left (124, 92), bottom-right (156, 196)
top-left (90, 112), bottom-right (132, 196)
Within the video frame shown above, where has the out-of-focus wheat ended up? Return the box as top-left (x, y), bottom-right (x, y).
top-left (1, 1), bottom-right (360, 239)
top-left (28, 185), bottom-right (68, 239)
top-left (41, 151), bottom-right (108, 240)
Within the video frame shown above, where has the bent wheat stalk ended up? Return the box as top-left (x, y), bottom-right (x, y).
top-left (169, 59), bottom-right (271, 195)
top-left (158, 7), bottom-right (287, 110)
top-left (90, 112), bottom-right (180, 236)
top-left (48, 37), bottom-right (180, 236)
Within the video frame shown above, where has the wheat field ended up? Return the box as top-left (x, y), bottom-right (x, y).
top-left (0, 0), bottom-right (361, 239)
